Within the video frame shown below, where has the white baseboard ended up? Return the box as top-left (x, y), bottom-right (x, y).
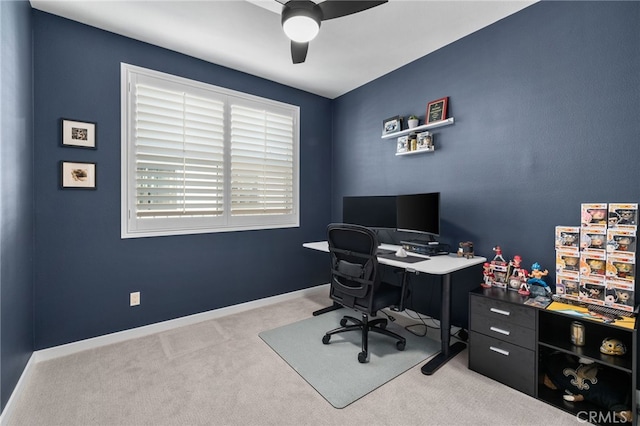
top-left (0, 284), bottom-right (329, 425)
top-left (35, 283), bottom-right (329, 362)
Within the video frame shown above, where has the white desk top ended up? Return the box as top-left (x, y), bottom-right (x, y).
top-left (303, 241), bottom-right (486, 275)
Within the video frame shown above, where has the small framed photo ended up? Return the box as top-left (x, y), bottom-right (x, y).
top-left (396, 135), bottom-right (408, 153)
top-left (426, 97), bottom-right (448, 124)
top-left (61, 161), bottom-right (96, 189)
top-left (61, 118), bottom-right (96, 149)
top-left (382, 116), bottom-right (402, 135)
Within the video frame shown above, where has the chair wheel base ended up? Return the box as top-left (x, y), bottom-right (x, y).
top-left (396, 340), bottom-right (406, 351)
top-left (322, 334), bottom-right (331, 344)
top-left (358, 351), bottom-right (369, 363)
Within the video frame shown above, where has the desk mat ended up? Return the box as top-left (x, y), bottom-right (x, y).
top-left (259, 308), bottom-right (439, 408)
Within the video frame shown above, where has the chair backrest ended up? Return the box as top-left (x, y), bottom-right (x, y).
top-left (327, 223), bottom-right (380, 313)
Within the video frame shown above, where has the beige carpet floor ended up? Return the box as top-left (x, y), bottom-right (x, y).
top-left (7, 291), bottom-right (581, 426)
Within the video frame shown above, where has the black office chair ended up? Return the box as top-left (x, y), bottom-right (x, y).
top-left (322, 223), bottom-right (406, 363)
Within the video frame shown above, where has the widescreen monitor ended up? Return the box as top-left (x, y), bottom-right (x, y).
top-left (342, 195), bottom-right (396, 229)
top-left (396, 192), bottom-right (440, 236)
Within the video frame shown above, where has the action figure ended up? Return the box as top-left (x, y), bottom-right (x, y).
top-left (527, 262), bottom-right (550, 297)
top-left (481, 262), bottom-right (493, 288)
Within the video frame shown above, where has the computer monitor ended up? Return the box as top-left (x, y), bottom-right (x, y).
top-left (396, 192), bottom-right (440, 236)
top-left (342, 195), bottom-right (397, 229)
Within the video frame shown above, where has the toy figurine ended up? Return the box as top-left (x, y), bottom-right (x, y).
top-left (518, 272), bottom-right (530, 296)
top-left (618, 209), bottom-right (637, 226)
top-left (508, 255), bottom-right (528, 292)
top-left (586, 258), bottom-right (605, 275)
top-left (614, 235), bottom-right (634, 252)
top-left (613, 262), bottom-right (634, 279)
top-left (492, 246), bottom-right (506, 264)
top-left (565, 280), bottom-right (579, 297)
top-left (560, 232), bottom-right (579, 247)
top-left (489, 246), bottom-right (508, 288)
top-left (561, 255), bottom-right (579, 271)
top-left (481, 262), bottom-right (493, 288)
top-left (457, 241), bottom-right (474, 259)
top-left (604, 287), bottom-right (618, 304)
top-left (617, 291), bottom-right (632, 305)
top-left (527, 262), bottom-right (550, 297)
top-left (608, 211), bottom-right (621, 227)
top-left (586, 233), bottom-right (606, 250)
top-left (585, 208), bottom-right (607, 225)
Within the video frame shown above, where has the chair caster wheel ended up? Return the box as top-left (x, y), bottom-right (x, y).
top-left (358, 351), bottom-right (369, 363)
top-left (396, 341), bottom-right (406, 351)
top-left (322, 335), bottom-right (331, 344)
top-left (340, 318), bottom-right (348, 327)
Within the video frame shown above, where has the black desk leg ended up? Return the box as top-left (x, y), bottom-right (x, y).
top-left (421, 273), bottom-right (466, 375)
top-left (313, 302), bottom-right (342, 316)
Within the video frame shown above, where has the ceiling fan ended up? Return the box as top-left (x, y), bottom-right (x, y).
top-left (277, 0), bottom-right (388, 64)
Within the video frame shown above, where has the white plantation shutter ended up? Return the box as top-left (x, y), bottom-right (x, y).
top-left (230, 105), bottom-right (294, 217)
top-left (122, 64), bottom-right (299, 238)
top-left (135, 84), bottom-right (225, 219)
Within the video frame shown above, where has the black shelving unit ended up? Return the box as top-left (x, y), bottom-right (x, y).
top-left (537, 308), bottom-right (637, 426)
top-left (469, 287), bottom-right (638, 426)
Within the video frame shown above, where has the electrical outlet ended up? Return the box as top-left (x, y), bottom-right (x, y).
top-left (130, 291), bottom-right (140, 307)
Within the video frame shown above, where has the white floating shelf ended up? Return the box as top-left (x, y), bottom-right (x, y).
top-left (395, 147), bottom-right (435, 156)
top-left (381, 117), bottom-right (455, 139)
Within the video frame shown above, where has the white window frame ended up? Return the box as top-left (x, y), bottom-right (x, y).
top-left (121, 63), bottom-right (300, 239)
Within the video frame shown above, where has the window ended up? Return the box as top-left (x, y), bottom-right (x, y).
top-left (121, 64), bottom-right (299, 238)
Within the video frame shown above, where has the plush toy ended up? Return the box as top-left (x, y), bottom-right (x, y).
top-left (542, 352), bottom-right (632, 422)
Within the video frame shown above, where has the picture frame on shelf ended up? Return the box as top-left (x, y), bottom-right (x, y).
top-left (416, 131), bottom-right (433, 150)
top-left (396, 135), bottom-right (408, 154)
top-left (60, 161), bottom-right (97, 189)
top-left (61, 118), bottom-right (97, 149)
top-left (382, 116), bottom-right (402, 135)
top-left (426, 97), bottom-right (448, 124)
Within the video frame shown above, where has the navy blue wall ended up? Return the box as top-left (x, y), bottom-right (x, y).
top-left (33, 11), bottom-right (332, 349)
top-left (0, 0), bottom-right (35, 411)
top-left (332, 1), bottom-right (640, 284)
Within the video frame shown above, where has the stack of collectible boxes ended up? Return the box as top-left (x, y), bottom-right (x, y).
top-left (555, 203), bottom-right (638, 313)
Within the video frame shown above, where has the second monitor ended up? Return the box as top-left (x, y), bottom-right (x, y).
top-left (342, 192), bottom-right (440, 237)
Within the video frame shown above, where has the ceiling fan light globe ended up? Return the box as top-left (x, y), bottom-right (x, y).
top-left (283, 15), bottom-right (320, 43)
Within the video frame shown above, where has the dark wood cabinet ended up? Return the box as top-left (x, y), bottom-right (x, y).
top-left (469, 287), bottom-right (537, 396)
top-left (469, 287), bottom-right (638, 426)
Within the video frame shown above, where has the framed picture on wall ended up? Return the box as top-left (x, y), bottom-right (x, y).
top-left (61, 118), bottom-right (97, 149)
top-left (425, 97), bottom-right (448, 124)
top-left (382, 116), bottom-right (402, 135)
top-left (60, 161), bottom-right (97, 189)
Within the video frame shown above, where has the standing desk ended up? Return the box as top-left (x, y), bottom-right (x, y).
top-left (303, 241), bottom-right (486, 375)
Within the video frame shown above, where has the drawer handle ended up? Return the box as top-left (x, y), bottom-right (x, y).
top-left (490, 326), bottom-right (511, 336)
top-left (490, 307), bottom-right (511, 316)
top-left (489, 346), bottom-right (510, 356)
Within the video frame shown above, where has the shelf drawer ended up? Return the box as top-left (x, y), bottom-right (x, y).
top-left (469, 331), bottom-right (535, 396)
top-left (470, 315), bottom-right (536, 350)
top-left (470, 294), bottom-right (535, 329)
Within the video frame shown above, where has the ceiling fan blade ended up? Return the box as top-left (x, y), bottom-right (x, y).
top-left (291, 41), bottom-right (309, 64)
top-left (318, 0), bottom-right (387, 20)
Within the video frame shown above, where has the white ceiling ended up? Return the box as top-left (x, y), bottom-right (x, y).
top-left (29, 0), bottom-right (536, 99)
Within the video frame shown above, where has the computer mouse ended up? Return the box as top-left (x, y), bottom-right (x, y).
top-left (395, 247), bottom-right (408, 257)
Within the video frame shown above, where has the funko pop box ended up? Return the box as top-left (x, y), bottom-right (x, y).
top-left (581, 203), bottom-right (608, 228)
top-left (608, 203), bottom-right (638, 230)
